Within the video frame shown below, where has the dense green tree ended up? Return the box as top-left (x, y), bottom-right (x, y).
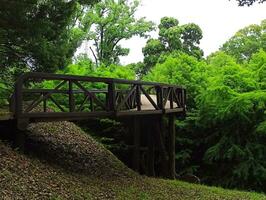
top-left (0, 0), bottom-right (97, 74)
top-left (142, 17), bottom-right (203, 76)
top-left (248, 49), bottom-right (266, 89)
top-left (221, 20), bottom-right (266, 63)
top-left (144, 52), bottom-right (208, 108)
top-left (82, 0), bottom-right (154, 66)
top-left (144, 47), bottom-right (266, 191)
top-left (141, 39), bottom-right (166, 76)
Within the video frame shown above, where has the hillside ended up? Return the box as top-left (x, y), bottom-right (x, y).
top-left (0, 121), bottom-right (265, 200)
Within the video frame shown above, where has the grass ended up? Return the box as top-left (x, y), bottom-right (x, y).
top-left (0, 121), bottom-right (265, 199)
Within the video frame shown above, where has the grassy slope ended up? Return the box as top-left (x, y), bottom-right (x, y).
top-left (0, 121), bottom-right (265, 200)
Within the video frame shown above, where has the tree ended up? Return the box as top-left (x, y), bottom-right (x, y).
top-left (142, 17), bottom-right (203, 76)
top-left (234, 0), bottom-right (265, 6)
top-left (144, 52), bottom-right (207, 108)
top-left (143, 47), bottom-right (266, 191)
top-left (221, 20), bottom-right (266, 63)
top-left (0, 0), bottom-right (97, 74)
top-left (82, 0), bottom-right (154, 66)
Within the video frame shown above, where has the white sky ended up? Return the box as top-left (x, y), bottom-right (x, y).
top-left (78, 0), bottom-right (266, 65)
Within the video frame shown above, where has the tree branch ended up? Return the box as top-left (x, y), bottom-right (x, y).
top-left (90, 46), bottom-right (98, 67)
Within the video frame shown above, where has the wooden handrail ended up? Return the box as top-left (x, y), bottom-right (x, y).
top-left (11, 72), bottom-right (186, 130)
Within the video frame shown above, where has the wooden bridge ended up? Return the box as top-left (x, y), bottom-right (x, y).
top-left (2, 72), bottom-right (186, 179)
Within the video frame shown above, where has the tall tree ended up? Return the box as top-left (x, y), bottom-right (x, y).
top-left (221, 20), bottom-right (266, 63)
top-left (0, 0), bottom-right (97, 74)
top-left (142, 17), bottom-right (203, 76)
top-left (82, 0), bottom-right (154, 66)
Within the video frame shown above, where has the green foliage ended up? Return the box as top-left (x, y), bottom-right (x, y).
top-left (81, 0), bottom-right (154, 65)
top-left (1, 2), bottom-right (266, 193)
top-left (0, 82), bottom-right (8, 107)
top-left (0, 0), bottom-right (97, 74)
top-left (145, 52), bottom-right (208, 108)
top-left (248, 49), bottom-right (266, 89)
top-left (198, 90), bottom-right (266, 190)
top-left (144, 41), bottom-right (266, 191)
top-left (39, 57), bottom-right (135, 111)
top-left (141, 17), bottom-right (203, 76)
top-left (221, 20), bottom-right (266, 63)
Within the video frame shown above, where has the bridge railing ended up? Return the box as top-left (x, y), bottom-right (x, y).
top-left (11, 73), bottom-right (186, 128)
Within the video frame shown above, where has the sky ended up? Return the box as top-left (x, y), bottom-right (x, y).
top-left (78, 0), bottom-right (266, 65)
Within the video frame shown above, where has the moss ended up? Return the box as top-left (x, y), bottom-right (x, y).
top-left (0, 121), bottom-right (265, 199)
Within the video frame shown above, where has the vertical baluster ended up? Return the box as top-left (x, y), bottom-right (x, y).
top-left (90, 97), bottom-right (94, 111)
top-left (43, 92), bottom-right (47, 112)
top-left (136, 85), bottom-right (141, 111)
top-left (168, 113), bottom-right (176, 179)
top-left (69, 80), bottom-right (75, 112)
top-left (170, 88), bottom-right (174, 109)
top-left (156, 86), bottom-right (163, 110)
top-left (182, 88), bottom-right (185, 109)
top-left (108, 81), bottom-right (116, 112)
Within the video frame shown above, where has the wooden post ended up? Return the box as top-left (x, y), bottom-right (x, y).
top-left (90, 97), bottom-right (94, 111)
top-left (136, 85), bottom-right (141, 111)
top-left (108, 82), bottom-right (116, 112)
top-left (132, 116), bottom-right (140, 172)
top-left (43, 93), bottom-right (47, 112)
top-left (69, 80), bottom-right (75, 112)
top-left (168, 114), bottom-right (176, 179)
top-left (156, 86), bottom-right (163, 109)
top-left (147, 116), bottom-right (155, 176)
top-left (155, 116), bottom-right (169, 178)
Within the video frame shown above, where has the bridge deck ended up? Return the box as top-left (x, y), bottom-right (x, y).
top-left (1, 72), bottom-right (186, 179)
top-left (6, 72), bottom-right (186, 129)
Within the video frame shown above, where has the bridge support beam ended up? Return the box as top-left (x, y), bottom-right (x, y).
top-left (155, 116), bottom-right (169, 178)
top-left (132, 116), bottom-right (140, 172)
top-left (168, 114), bottom-right (176, 179)
top-left (147, 117), bottom-right (155, 177)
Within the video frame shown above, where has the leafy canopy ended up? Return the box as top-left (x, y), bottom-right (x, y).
top-left (221, 20), bottom-right (266, 63)
top-left (0, 0), bottom-right (98, 73)
top-left (141, 17), bottom-right (203, 76)
top-left (81, 0), bottom-right (154, 66)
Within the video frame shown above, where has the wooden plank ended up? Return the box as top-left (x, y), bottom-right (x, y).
top-left (21, 111), bottom-right (113, 119)
top-left (116, 110), bottom-right (163, 117)
top-left (20, 72), bottom-right (185, 88)
top-left (22, 89), bottom-right (109, 94)
top-left (164, 108), bottom-right (184, 113)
